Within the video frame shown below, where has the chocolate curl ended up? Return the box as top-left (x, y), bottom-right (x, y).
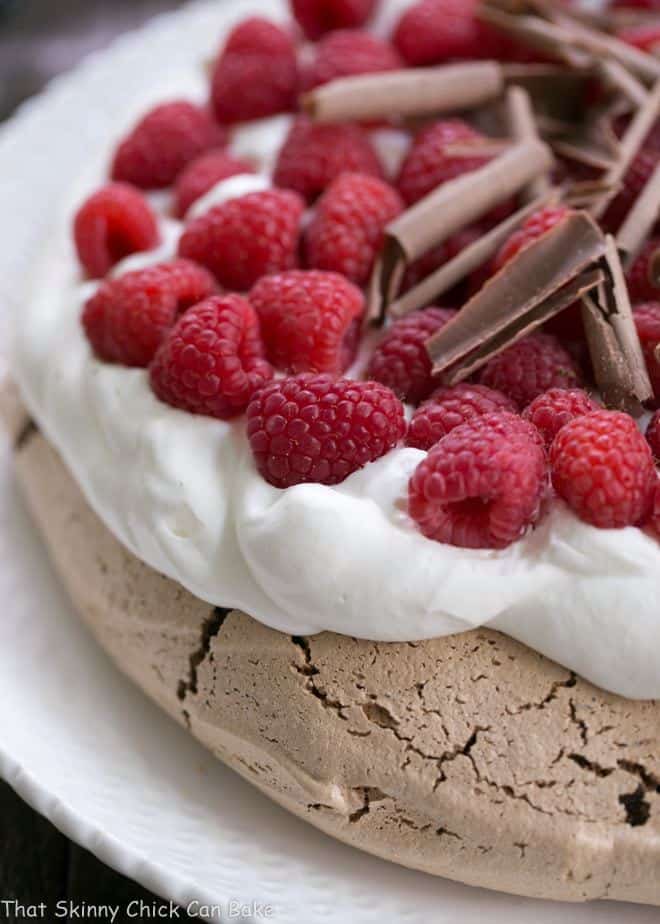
top-left (546, 4), bottom-right (660, 84)
top-left (618, 163), bottom-right (660, 266)
top-left (425, 212), bottom-right (607, 381)
top-left (591, 77), bottom-right (660, 220)
top-left (478, 6), bottom-right (594, 69)
top-left (389, 188), bottom-right (559, 319)
top-left (484, 1), bottom-right (660, 83)
top-left (597, 59), bottom-right (648, 108)
top-left (581, 236), bottom-right (653, 413)
top-left (505, 86), bottom-right (551, 201)
top-left (501, 64), bottom-right (592, 122)
top-left (366, 139), bottom-right (553, 322)
top-left (563, 178), bottom-right (622, 208)
top-left (302, 62), bottom-right (504, 124)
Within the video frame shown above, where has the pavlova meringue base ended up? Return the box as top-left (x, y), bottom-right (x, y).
top-left (5, 385), bottom-right (659, 906)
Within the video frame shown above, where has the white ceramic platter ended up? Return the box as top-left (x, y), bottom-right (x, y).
top-left (0, 1), bottom-right (656, 920)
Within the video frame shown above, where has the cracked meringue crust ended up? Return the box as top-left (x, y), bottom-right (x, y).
top-left (4, 385), bottom-right (658, 906)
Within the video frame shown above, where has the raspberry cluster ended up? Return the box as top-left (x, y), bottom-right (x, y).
top-left (70, 0), bottom-right (660, 554)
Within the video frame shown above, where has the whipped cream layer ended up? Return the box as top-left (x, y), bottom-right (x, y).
top-left (12, 46), bottom-right (660, 702)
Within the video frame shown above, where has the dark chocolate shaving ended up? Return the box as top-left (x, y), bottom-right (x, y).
top-left (591, 77), bottom-right (660, 220)
top-left (425, 212), bottom-right (607, 380)
top-left (581, 237), bottom-right (652, 412)
top-left (618, 162), bottom-right (660, 265)
top-left (366, 139), bottom-right (553, 322)
top-left (389, 188), bottom-right (559, 319)
top-left (302, 62), bottom-right (504, 123)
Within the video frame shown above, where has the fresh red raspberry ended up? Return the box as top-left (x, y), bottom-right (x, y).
top-left (396, 119), bottom-right (492, 206)
top-left (626, 240), bottom-right (660, 303)
top-left (247, 374), bottom-right (405, 488)
top-left (493, 207), bottom-right (571, 273)
top-left (211, 18), bottom-right (299, 124)
top-left (478, 333), bottom-right (583, 410)
top-left (111, 101), bottom-right (225, 190)
top-left (406, 383), bottom-right (516, 450)
top-left (302, 29), bottom-right (402, 89)
top-left (150, 295), bottom-right (272, 419)
top-left (291, 0), bottom-right (377, 40)
top-left (249, 270), bottom-right (364, 374)
top-left (633, 302), bottom-right (660, 400)
top-left (603, 147), bottom-right (659, 232)
top-left (273, 117), bottom-right (383, 203)
top-left (178, 189), bottom-right (304, 291)
top-left (73, 182), bottom-right (160, 279)
top-left (305, 173), bottom-right (403, 286)
top-left (617, 23), bottom-right (660, 52)
top-left (550, 410), bottom-right (656, 529)
top-left (612, 0), bottom-right (660, 8)
top-left (82, 259), bottom-right (216, 368)
top-left (408, 411), bottom-right (547, 549)
top-left (365, 307), bottom-right (457, 404)
top-left (646, 410), bottom-right (660, 459)
top-left (174, 150), bottom-right (255, 218)
top-left (522, 388), bottom-right (600, 450)
top-left (393, 0), bottom-right (506, 66)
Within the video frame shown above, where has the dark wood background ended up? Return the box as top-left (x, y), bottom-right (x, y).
top-left (0, 1), bottom-right (200, 918)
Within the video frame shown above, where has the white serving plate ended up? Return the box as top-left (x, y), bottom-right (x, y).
top-left (0, 1), bottom-right (656, 920)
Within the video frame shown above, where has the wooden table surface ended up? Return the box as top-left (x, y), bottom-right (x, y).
top-left (0, 2), bottom-right (201, 918)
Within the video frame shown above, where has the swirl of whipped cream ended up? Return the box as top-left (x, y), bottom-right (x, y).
top-left (12, 93), bottom-right (660, 703)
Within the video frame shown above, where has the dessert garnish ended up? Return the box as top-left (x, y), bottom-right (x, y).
top-left (366, 138), bottom-right (553, 321)
top-left (425, 211), bottom-right (606, 383)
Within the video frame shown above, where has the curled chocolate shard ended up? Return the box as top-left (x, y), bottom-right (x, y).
top-left (425, 211), bottom-right (607, 379)
top-left (302, 62), bottom-right (504, 124)
top-left (618, 163), bottom-right (660, 267)
top-left (389, 188), bottom-right (559, 319)
top-left (505, 86), bottom-right (551, 202)
top-left (582, 236), bottom-right (653, 413)
top-left (591, 78), bottom-right (660, 221)
top-left (366, 139), bottom-right (554, 322)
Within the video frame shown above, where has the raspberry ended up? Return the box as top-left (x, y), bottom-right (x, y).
top-left (493, 207), bottom-right (571, 274)
top-left (178, 189), bottom-right (304, 291)
top-left (626, 240), bottom-right (660, 303)
top-left (522, 388), bottom-right (600, 450)
top-left (408, 412), bottom-right (547, 549)
top-left (550, 410), bottom-right (656, 529)
top-left (249, 270), bottom-right (364, 374)
top-left (211, 18), bottom-right (299, 124)
top-left (393, 0), bottom-right (506, 66)
top-left (305, 173), bottom-right (403, 286)
top-left (365, 307), bottom-right (457, 404)
top-left (82, 259), bottom-right (216, 368)
top-left (603, 147), bottom-right (659, 232)
top-left (111, 101), bottom-right (225, 190)
top-left (406, 383), bottom-right (516, 450)
top-left (150, 295), bottom-right (272, 419)
top-left (633, 302), bottom-right (660, 399)
top-left (174, 150), bottom-right (255, 218)
top-left (247, 374), bottom-right (405, 488)
top-left (273, 117), bottom-right (383, 203)
top-left (303, 29), bottom-right (402, 89)
top-left (291, 0), bottom-right (377, 40)
top-left (617, 24), bottom-right (660, 52)
top-left (396, 120), bottom-right (492, 206)
top-left (73, 182), bottom-right (160, 279)
top-left (646, 410), bottom-right (660, 460)
top-left (478, 333), bottom-right (583, 410)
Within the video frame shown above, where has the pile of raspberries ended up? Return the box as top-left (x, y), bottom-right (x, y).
top-left (72, 0), bottom-right (660, 550)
